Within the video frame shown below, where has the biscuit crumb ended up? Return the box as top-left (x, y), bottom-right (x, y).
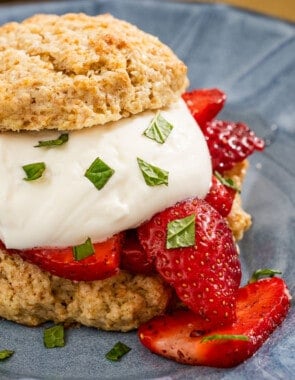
top-left (225, 160), bottom-right (252, 240)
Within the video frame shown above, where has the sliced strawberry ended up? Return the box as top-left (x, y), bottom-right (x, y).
top-left (138, 277), bottom-right (290, 367)
top-left (201, 120), bottom-right (265, 172)
top-left (138, 198), bottom-right (241, 327)
top-left (182, 88), bottom-right (226, 127)
top-left (204, 174), bottom-right (237, 217)
top-left (11, 233), bottom-right (124, 281)
top-left (120, 229), bottom-right (155, 275)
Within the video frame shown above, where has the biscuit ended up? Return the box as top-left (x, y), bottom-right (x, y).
top-left (0, 13), bottom-right (188, 132)
top-left (0, 250), bottom-right (171, 331)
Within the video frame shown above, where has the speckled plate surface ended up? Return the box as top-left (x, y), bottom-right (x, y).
top-left (0, 0), bottom-right (294, 379)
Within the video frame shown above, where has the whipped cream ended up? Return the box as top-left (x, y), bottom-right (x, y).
top-left (0, 99), bottom-right (211, 249)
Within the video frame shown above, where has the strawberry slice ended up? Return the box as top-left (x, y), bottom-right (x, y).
top-left (120, 229), bottom-right (155, 275)
top-left (182, 88), bottom-right (265, 172)
top-left (204, 173), bottom-right (237, 217)
top-left (138, 198), bottom-right (241, 327)
top-left (138, 277), bottom-right (291, 367)
top-left (201, 120), bottom-right (265, 172)
top-left (11, 233), bottom-right (124, 281)
top-left (182, 88), bottom-right (226, 127)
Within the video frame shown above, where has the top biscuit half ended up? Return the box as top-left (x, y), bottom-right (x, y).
top-left (0, 13), bottom-right (188, 131)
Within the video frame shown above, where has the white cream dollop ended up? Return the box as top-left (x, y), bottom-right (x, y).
top-left (0, 99), bottom-right (211, 249)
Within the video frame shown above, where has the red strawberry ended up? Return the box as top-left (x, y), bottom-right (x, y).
top-left (138, 277), bottom-right (290, 368)
top-left (10, 233), bottom-right (124, 281)
top-left (138, 198), bottom-right (241, 327)
top-left (201, 120), bottom-right (265, 172)
top-left (182, 88), bottom-right (226, 127)
top-left (204, 174), bottom-right (237, 217)
top-left (120, 229), bottom-right (155, 275)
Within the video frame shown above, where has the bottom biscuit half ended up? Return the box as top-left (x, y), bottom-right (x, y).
top-left (0, 250), bottom-right (171, 332)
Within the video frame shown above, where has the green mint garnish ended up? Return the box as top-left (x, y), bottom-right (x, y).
top-left (143, 112), bottom-right (173, 144)
top-left (105, 341), bottom-right (131, 361)
top-left (22, 162), bottom-right (46, 181)
top-left (166, 214), bottom-right (195, 249)
top-left (34, 133), bottom-right (69, 148)
top-left (85, 157), bottom-right (115, 190)
top-left (43, 325), bottom-right (65, 348)
top-left (249, 268), bottom-right (282, 283)
top-left (137, 157), bottom-right (168, 186)
top-left (214, 171), bottom-right (240, 192)
top-left (73, 237), bottom-right (95, 261)
top-left (201, 334), bottom-right (249, 343)
top-left (0, 350), bottom-right (14, 361)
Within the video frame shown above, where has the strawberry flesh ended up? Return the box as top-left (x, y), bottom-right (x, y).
top-left (9, 233), bottom-right (124, 281)
top-left (182, 88), bottom-right (226, 127)
top-left (182, 88), bottom-right (265, 172)
top-left (120, 229), bottom-right (155, 275)
top-left (201, 120), bottom-right (265, 172)
top-left (138, 198), bottom-right (241, 327)
top-left (138, 277), bottom-right (291, 367)
top-left (204, 175), bottom-right (236, 217)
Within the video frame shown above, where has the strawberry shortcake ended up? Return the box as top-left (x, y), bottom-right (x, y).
top-left (0, 13), bottom-right (289, 367)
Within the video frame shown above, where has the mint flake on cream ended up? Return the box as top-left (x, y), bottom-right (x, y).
top-left (22, 162), bottom-right (46, 181)
top-left (34, 133), bottom-right (69, 148)
top-left (143, 112), bottom-right (173, 144)
top-left (85, 157), bottom-right (115, 190)
top-left (137, 157), bottom-right (168, 186)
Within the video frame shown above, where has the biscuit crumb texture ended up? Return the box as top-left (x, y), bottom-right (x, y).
top-left (0, 250), bottom-right (170, 331)
top-left (0, 13), bottom-right (188, 131)
top-left (225, 160), bottom-right (252, 241)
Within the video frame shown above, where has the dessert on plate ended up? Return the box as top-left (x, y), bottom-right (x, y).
top-left (0, 13), bottom-right (290, 367)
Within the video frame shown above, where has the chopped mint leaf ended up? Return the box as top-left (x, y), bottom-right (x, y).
top-left (143, 112), bottom-right (173, 144)
top-left (73, 237), bottom-right (95, 261)
top-left (0, 350), bottom-right (14, 361)
top-left (214, 171), bottom-right (240, 192)
top-left (34, 133), bottom-right (69, 148)
top-left (85, 157), bottom-right (115, 190)
top-left (201, 334), bottom-right (249, 343)
top-left (249, 268), bottom-right (282, 283)
top-left (166, 214), bottom-right (195, 249)
top-left (137, 157), bottom-right (168, 186)
top-left (43, 325), bottom-right (65, 348)
top-left (22, 162), bottom-right (46, 181)
top-left (105, 341), bottom-right (131, 361)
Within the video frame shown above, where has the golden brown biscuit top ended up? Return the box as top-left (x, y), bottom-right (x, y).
top-left (0, 13), bottom-right (188, 131)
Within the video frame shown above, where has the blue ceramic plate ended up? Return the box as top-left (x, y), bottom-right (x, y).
top-left (0, 1), bottom-right (294, 379)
